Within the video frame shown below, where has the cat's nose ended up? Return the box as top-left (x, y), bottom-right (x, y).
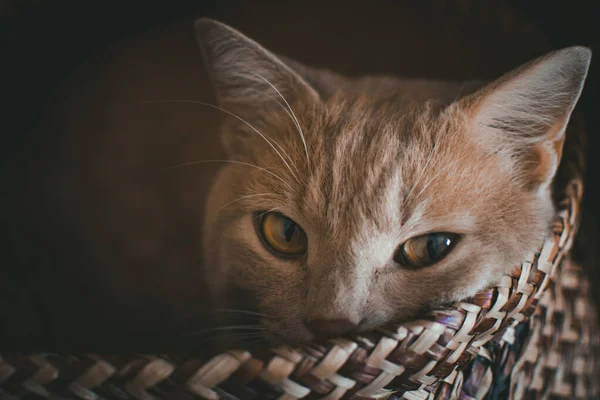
top-left (305, 318), bottom-right (358, 339)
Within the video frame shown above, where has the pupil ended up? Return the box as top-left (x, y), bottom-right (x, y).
top-left (283, 218), bottom-right (296, 241)
top-left (427, 235), bottom-right (449, 260)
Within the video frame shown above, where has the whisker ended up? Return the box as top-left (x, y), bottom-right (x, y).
top-left (208, 309), bottom-right (273, 318)
top-left (218, 192), bottom-right (282, 212)
top-left (160, 159), bottom-right (294, 191)
top-left (251, 72), bottom-right (310, 166)
top-left (244, 87), bottom-right (302, 175)
top-left (245, 87), bottom-right (296, 127)
top-left (146, 100), bottom-right (298, 179)
top-left (413, 165), bottom-right (447, 202)
top-left (257, 207), bottom-right (282, 218)
top-left (216, 332), bottom-right (267, 340)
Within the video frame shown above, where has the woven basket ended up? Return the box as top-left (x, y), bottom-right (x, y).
top-left (1, 118), bottom-right (598, 400)
top-left (1, 2), bottom-right (599, 400)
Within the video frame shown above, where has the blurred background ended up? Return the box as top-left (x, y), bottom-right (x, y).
top-left (1, 0), bottom-right (599, 349)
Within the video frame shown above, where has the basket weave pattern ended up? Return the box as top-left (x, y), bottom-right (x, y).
top-left (1, 131), bottom-right (598, 399)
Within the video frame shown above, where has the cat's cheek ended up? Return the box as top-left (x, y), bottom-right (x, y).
top-left (431, 248), bottom-right (517, 305)
top-left (213, 214), bottom-right (310, 342)
top-left (380, 251), bottom-right (491, 318)
top-left (254, 284), bottom-right (311, 344)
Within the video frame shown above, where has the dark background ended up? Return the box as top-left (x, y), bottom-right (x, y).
top-left (2, 0), bottom-right (599, 167)
top-left (1, 0), bottom-right (599, 349)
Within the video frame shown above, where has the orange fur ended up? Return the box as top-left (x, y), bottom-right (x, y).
top-left (197, 20), bottom-right (591, 345)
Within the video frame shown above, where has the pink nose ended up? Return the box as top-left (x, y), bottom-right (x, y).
top-left (305, 319), bottom-right (358, 339)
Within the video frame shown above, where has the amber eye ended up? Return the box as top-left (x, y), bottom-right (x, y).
top-left (257, 212), bottom-right (307, 257)
top-left (395, 233), bottom-right (459, 268)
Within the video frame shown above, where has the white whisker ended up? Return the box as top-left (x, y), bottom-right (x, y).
top-left (160, 159), bottom-right (294, 191)
top-left (244, 87), bottom-right (301, 175)
top-left (216, 332), bottom-right (267, 341)
top-left (413, 164), bottom-right (447, 202)
top-left (209, 308), bottom-right (273, 318)
top-left (250, 72), bottom-right (310, 166)
top-left (219, 192), bottom-right (282, 212)
top-left (146, 100), bottom-right (298, 180)
top-left (257, 207), bottom-right (282, 218)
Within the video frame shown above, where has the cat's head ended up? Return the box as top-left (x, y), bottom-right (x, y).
top-left (196, 19), bottom-right (591, 346)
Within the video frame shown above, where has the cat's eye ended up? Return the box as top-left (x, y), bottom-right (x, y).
top-left (257, 212), bottom-right (307, 257)
top-left (395, 233), bottom-right (459, 268)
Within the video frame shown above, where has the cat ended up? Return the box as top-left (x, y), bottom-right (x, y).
top-left (2, 17), bottom-right (590, 351)
top-left (195, 19), bottom-right (591, 347)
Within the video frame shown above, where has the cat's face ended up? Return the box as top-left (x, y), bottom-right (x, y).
top-left (196, 19), bottom-right (591, 346)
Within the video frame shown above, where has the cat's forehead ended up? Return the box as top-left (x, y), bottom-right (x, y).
top-left (291, 98), bottom-right (511, 239)
top-left (297, 102), bottom-right (450, 231)
top-left (245, 88), bottom-right (509, 238)
top-left (312, 96), bottom-right (439, 158)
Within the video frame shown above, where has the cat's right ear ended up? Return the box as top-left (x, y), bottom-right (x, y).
top-left (461, 46), bottom-right (591, 192)
top-left (194, 18), bottom-right (320, 117)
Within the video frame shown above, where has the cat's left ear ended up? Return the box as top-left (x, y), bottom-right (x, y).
top-left (194, 18), bottom-right (320, 115)
top-left (462, 46), bottom-right (591, 191)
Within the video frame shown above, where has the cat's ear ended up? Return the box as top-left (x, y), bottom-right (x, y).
top-left (194, 18), bottom-right (320, 114)
top-left (463, 46), bottom-right (591, 191)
